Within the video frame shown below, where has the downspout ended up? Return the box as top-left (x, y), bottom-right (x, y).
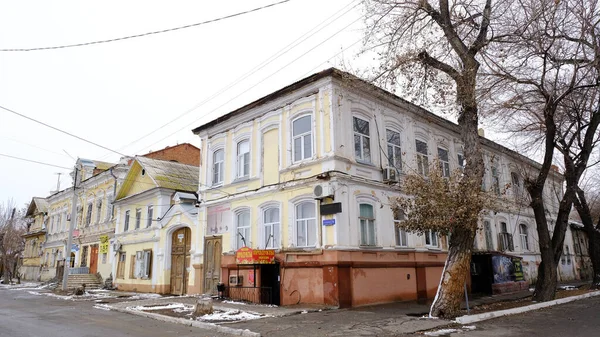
top-left (110, 167), bottom-right (118, 219)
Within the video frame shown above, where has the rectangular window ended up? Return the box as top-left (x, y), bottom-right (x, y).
top-left (425, 230), bottom-right (438, 247)
top-left (96, 200), bottom-right (102, 223)
top-left (353, 117), bottom-right (371, 162)
top-left (135, 208), bottom-right (141, 229)
top-left (101, 253), bottom-right (107, 264)
top-left (293, 115), bottom-right (312, 162)
top-left (393, 208), bottom-right (407, 247)
top-left (416, 140), bottom-right (429, 176)
top-left (438, 148), bottom-right (450, 178)
top-left (359, 203), bottom-right (376, 246)
top-left (85, 202), bottom-right (93, 226)
top-left (457, 153), bottom-right (465, 172)
top-left (212, 149), bottom-right (224, 185)
top-left (124, 210), bottom-right (130, 231)
top-left (263, 208), bottom-right (280, 249)
top-left (146, 205), bottom-right (153, 228)
top-left (296, 202), bottom-right (316, 247)
top-left (386, 129), bottom-right (402, 171)
top-left (105, 196), bottom-right (113, 221)
top-left (134, 250), bottom-right (152, 279)
top-left (236, 211), bottom-right (251, 250)
top-left (491, 164), bottom-right (501, 195)
top-left (237, 140), bottom-right (250, 178)
top-left (117, 253), bottom-right (126, 278)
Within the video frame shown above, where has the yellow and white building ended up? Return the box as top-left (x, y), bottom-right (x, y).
top-left (21, 197), bottom-right (48, 281)
top-left (112, 156), bottom-right (201, 294)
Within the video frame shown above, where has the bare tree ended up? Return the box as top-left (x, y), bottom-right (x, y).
top-left (481, 0), bottom-right (599, 301)
top-left (362, 0), bottom-right (505, 317)
top-left (574, 176), bottom-right (600, 288)
top-left (0, 200), bottom-right (27, 284)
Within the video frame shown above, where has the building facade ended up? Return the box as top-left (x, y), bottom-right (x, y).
top-left (192, 68), bottom-right (574, 307)
top-left (20, 198), bottom-right (48, 281)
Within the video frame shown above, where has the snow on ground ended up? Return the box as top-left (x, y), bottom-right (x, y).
top-left (93, 304), bottom-right (112, 311)
top-left (424, 329), bottom-right (460, 336)
top-left (222, 300), bottom-right (247, 305)
top-left (559, 285), bottom-right (578, 291)
top-left (200, 309), bottom-right (263, 322)
top-left (129, 303), bottom-right (190, 311)
top-left (126, 293), bottom-right (163, 300)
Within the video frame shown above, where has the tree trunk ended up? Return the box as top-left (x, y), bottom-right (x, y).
top-left (529, 187), bottom-right (557, 301)
top-left (430, 86), bottom-right (484, 318)
top-left (574, 188), bottom-right (600, 288)
top-left (429, 226), bottom-right (476, 318)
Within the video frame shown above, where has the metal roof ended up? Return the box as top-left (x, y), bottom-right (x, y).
top-left (136, 156), bottom-right (198, 192)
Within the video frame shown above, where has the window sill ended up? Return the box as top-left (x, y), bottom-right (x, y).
top-left (355, 160), bottom-right (376, 167)
top-left (359, 245), bottom-right (382, 249)
top-left (425, 246), bottom-right (442, 251)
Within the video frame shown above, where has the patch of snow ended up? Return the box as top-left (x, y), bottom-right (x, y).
top-left (200, 309), bottom-right (262, 322)
top-left (462, 326), bottom-right (476, 330)
top-left (300, 310), bottom-right (308, 314)
top-left (425, 328), bottom-right (460, 336)
top-left (559, 286), bottom-right (578, 291)
top-left (529, 288), bottom-right (535, 292)
top-left (173, 305), bottom-right (194, 313)
top-left (93, 304), bottom-right (112, 311)
top-left (27, 291), bottom-right (42, 296)
top-left (222, 300), bottom-right (248, 305)
top-left (127, 293), bottom-right (163, 300)
top-left (129, 303), bottom-right (188, 311)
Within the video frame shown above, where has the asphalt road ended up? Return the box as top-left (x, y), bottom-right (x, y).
top-left (456, 295), bottom-right (600, 337)
top-left (0, 288), bottom-right (230, 337)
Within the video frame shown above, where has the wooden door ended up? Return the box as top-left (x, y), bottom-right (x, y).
top-left (89, 245), bottom-right (99, 274)
top-left (203, 237), bottom-right (222, 295)
top-left (170, 228), bottom-right (191, 295)
top-left (116, 252), bottom-right (126, 279)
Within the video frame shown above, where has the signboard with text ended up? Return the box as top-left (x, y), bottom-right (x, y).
top-left (235, 247), bottom-right (276, 265)
top-left (99, 235), bottom-right (109, 254)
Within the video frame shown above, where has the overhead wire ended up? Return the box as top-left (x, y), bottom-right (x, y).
top-left (101, 0), bottom-right (360, 158)
top-left (0, 153), bottom-right (72, 170)
top-left (0, 0), bottom-right (293, 52)
top-left (133, 13), bottom-right (365, 155)
top-left (0, 105), bottom-right (129, 157)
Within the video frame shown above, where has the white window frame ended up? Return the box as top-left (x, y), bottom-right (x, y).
top-left (386, 128), bottom-right (402, 172)
top-left (146, 205), bottom-right (153, 228)
top-left (416, 139), bottom-right (429, 177)
top-left (292, 115), bottom-right (313, 163)
top-left (353, 116), bottom-right (371, 163)
top-left (124, 210), bottom-right (130, 231)
top-left (212, 148), bottom-right (225, 185)
top-left (135, 208), bottom-right (141, 230)
top-left (519, 224), bottom-right (529, 251)
top-left (85, 202), bottom-right (93, 226)
top-left (491, 162), bottom-right (501, 195)
top-left (295, 201), bottom-right (317, 248)
top-left (236, 140), bottom-right (250, 179)
top-left (134, 250), bottom-right (152, 279)
top-left (359, 203), bottom-right (376, 246)
top-left (438, 147), bottom-right (450, 178)
top-left (262, 207), bottom-right (280, 249)
top-left (235, 210), bottom-right (251, 250)
top-left (393, 209), bottom-right (407, 247)
top-left (425, 230), bottom-right (439, 247)
top-left (96, 199), bottom-right (102, 223)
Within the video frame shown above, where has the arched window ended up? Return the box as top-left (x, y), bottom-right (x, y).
top-left (292, 115), bottom-right (312, 162)
top-left (236, 140), bottom-right (250, 178)
top-left (353, 116), bottom-right (371, 163)
top-left (359, 203), bottom-right (376, 246)
top-left (263, 208), bottom-right (280, 248)
top-left (212, 149), bottom-right (224, 185)
top-left (386, 129), bottom-right (402, 171)
top-left (295, 201), bottom-right (316, 247)
top-left (519, 224), bottom-right (529, 251)
top-left (236, 211), bottom-right (251, 249)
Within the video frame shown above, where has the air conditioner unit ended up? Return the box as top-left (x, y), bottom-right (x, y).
top-left (229, 275), bottom-right (243, 286)
top-left (382, 167), bottom-right (399, 183)
top-left (313, 184), bottom-right (334, 199)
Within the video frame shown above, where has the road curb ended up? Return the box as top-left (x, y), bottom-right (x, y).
top-left (455, 290), bottom-right (600, 324)
top-left (107, 305), bottom-right (261, 337)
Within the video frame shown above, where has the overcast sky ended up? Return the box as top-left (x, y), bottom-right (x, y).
top-left (0, 0), bottom-right (367, 207)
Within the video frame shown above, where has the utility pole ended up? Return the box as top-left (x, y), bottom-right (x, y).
top-left (62, 165), bottom-right (79, 291)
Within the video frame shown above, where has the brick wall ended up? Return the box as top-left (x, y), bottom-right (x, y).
top-left (142, 143), bottom-right (201, 167)
top-left (492, 280), bottom-right (529, 295)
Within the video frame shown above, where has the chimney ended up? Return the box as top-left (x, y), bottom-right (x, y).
top-left (478, 128), bottom-right (485, 137)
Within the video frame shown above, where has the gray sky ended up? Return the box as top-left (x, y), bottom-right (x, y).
top-left (0, 0), bottom-right (365, 207)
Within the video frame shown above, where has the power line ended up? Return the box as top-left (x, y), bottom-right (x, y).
top-left (0, 153), bottom-right (71, 170)
top-left (100, 0), bottom-right (360, 158)
top-left (134, 14), bottom-right (364, 154)
top-left (0, 104), bottom-right (128, 157)
top-left (0, 0), bottom-right (293, 52)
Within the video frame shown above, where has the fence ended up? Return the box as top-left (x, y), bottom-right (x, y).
top-left (224, 286), bottom-right (273, 304)
top-left (68, 267), bottom-right (89, 275)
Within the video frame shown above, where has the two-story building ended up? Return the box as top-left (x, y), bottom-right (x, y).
top-left (192, 68), bottom-right (572, 307)
top-left (20, 197), bottom-right (48, 281)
